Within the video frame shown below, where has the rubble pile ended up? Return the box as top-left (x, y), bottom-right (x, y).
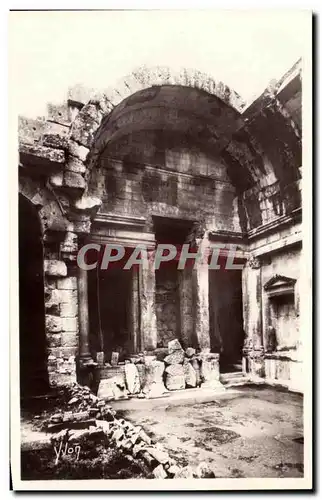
top-left (44, 383), bottom-right (214, 479)
top-left (97, 339), bottom-right (221, 400)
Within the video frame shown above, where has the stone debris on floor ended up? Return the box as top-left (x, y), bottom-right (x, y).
top-left (36, 382), bottom-right (214, 479)
top-left (97, 339), bottom-right (224, 401)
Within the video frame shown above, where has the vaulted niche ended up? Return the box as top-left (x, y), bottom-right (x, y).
top-left (264, 275), bottom-right (298, 352)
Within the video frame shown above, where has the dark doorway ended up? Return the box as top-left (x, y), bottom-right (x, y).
top-left (19, 194), bottom-right (49, 396)
top-left (209, 268), bottom-right (244, 373)
top-left (153, 216), bottom-right (194, 348)
top-left (88, 266), bottom-right (134, 362)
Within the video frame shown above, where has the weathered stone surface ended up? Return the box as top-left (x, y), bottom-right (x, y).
top-left (168, 339), bottom-right (183, 353)
top-left (124, 363), bottom-right (140, 394)
top-left (44, 120), bottom-right (70, 138)
top-left (44, 259), bottom-right (67, 277)
top-left (165, 364), bottom-right (185, 391)
top-left (46, 315), bottom-right (62, 333)
top-left (18, 116), bottom-right (46, 144)
top-left (66, 156), bottom-right (86, 174)
top-left (146, 446), bottom-right (170, 465)
top-left (190, 358), bottom-right (202, 386)
top-left (153, 464), bottom-right (167, 479)
top-left (42, 133), bottom-right (69, 150)
top-left (57, 277), bottom-right (77, 290)
top-left (19, 142), bottom-right (65, 167)
top-left (47, 102), bottom-right (71, 125)
top-left (64, 171), bottom-right (86, 190)
top-left (168, 464), bottom-right (181, 477)
top-left (200, 355), bottom-right (222, 388)
top-left (68, 140), bottom-right (90, 161)
top-left (61, 317), bottom-right (78, 332)
top-left (97, 375), bottom-right (129, 400)
top-left (111, 352), bottom-right (119, 366)
top-left (165, 364), bottom-right (184, 376)
top-left (185, 347), bottom-right (196, 358)
top-left (183, 360), bottom-right (197, 388)
top-left (61, 333), bottom-right (78, 348)
top-left (174, 466), bottom-right (194, 478)
top-left (48, 333), bottom-right (61, 347)
top-left (194, 461), bottom-right (215, 478)
top-left (142, 360), bottom-right (166, 397)
top-left (60, 300), bottom-right (77, 317)
top-left (164, 350), bottom-right (184, 365)
top-left (70, 113), bottom-right (99, 148)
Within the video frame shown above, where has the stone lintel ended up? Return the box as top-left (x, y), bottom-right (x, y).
top-left (19, 142), bottom-right (65, 173)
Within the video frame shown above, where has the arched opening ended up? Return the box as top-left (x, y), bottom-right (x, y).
top-left (19, 194), bottom-right (49, 397)
top-left (84, 84), bottom-right (248, 363)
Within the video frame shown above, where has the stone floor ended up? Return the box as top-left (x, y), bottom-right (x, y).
top-left (113, 384), bottom-right (304, 478)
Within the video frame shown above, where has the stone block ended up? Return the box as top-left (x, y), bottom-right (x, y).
top-left (168, 339), bottom-right (183, 353)
top-left (61, 317), bottom-right (78, 332)
top-left (183, 360), bottom-right (197, 388)
top-left (146, 446), bottom-right (170, 465)
top-left (60, 300), bottom-right (77, 318)
top-left (143, 360), bottom-right (166, 398)
top-left (18, 116), bottom-right (46, 144)
top-left (44, 259), bottom-right (67, 277)
top-left (164, 350), bottom-right (184, 365)
top-left (153, 464), bottom-right (167, 479)
top-left (66, 156), bottom-right (86, 174)
top-left (61, 332), bottom-right (78, 348)
top-left (185, 347), bottom-right (196, 358)
top-left (97, 376), bottom-right (129, 400)
top-left (64, 171), bottom-right (86, 190)
top-left (165, 364), bottom-right (185, 391)
top-left (70, 114), bottom-right (99, 148)
top-left (48, 333), bottom-right (62, 348)
top-left (68, 140), bottom-right (90, 161)
top-left (58, 289), bottom-right (78, 302)
top-left (124, 363), bottom-right (141, 394)
top-left (46, 315), bottom-right (62, 333)
top-left (19, 142), bottom-right (65, 167)
top-left (42, 133), bottom-right (69, 150)
top-left (47, 102), bottom-right (71, 125)
top-left (60, 347), bottom-right (78, 359)
top-left (57, 277), bottom-right (77, 290)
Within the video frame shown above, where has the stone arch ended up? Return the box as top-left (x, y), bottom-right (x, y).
top-left (66, 66), bottom-right (246, 193)
top-left (19, 175), bottom-right (70, 235)
top-left (65, 65), bottom-right (301, 232)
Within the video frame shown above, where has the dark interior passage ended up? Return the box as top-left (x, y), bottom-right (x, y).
top-left (209, 268), bottom-right (244, 372)
top-left (19, 195), bottom-right (49, 397)
top-left (88, 267), bottom-right (133, 362)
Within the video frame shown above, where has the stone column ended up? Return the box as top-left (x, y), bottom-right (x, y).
top-left (138, 249), bottom-right (158, 351)
top-left (192, 237), bottom-right (211, 351)
top-left (77, 266), bottom-right (92, 361)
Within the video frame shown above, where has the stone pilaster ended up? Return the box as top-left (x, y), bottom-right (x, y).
top-left (138, 249), bottom-right (158, 351)
top-left (77, 266), bottom-right (91, 361)
top-left (178, 267), bottom-right (194, 348)
top-left (192, 236), bottom-right (211, 351)
top-left (242, 255), bottom-right (264, 375)
top-left (43, 241), bottom-right (78, 386)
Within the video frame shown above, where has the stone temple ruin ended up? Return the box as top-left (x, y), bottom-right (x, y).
top-left (18, 60), bottom-right (303, 400)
